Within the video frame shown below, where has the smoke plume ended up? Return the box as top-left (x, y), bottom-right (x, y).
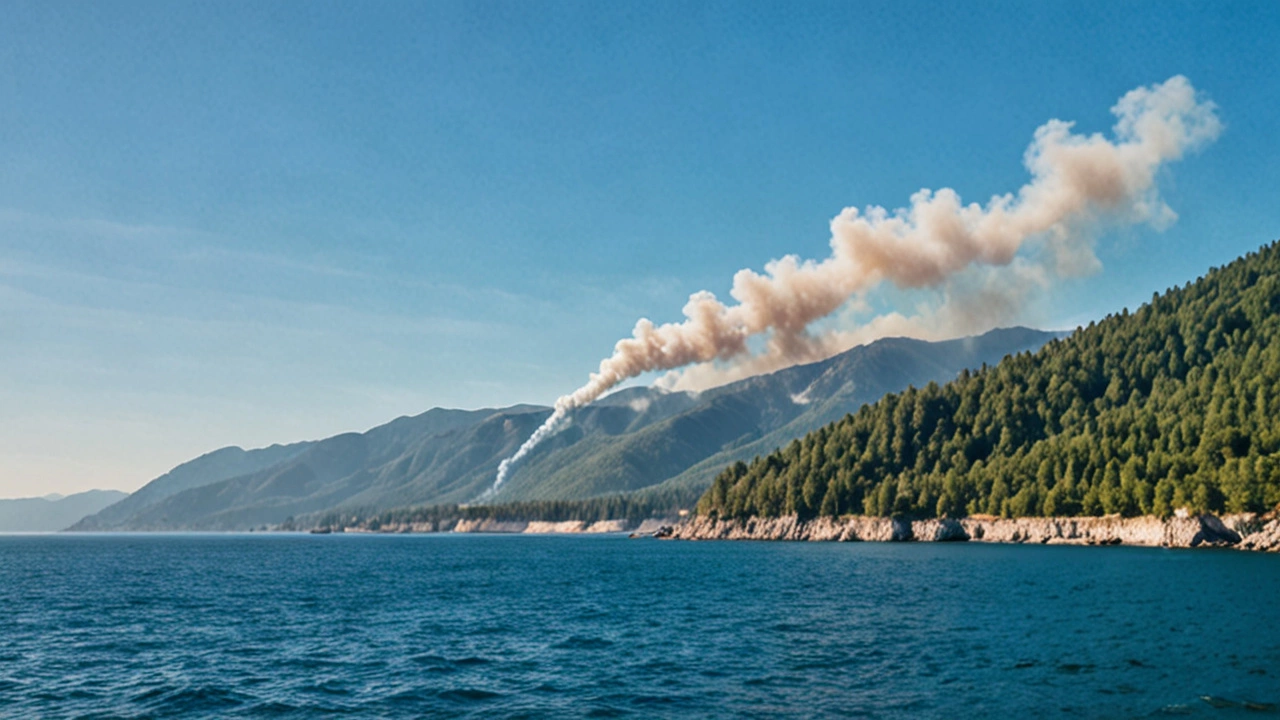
top-left (484, 76), bottom-right (1220, 497)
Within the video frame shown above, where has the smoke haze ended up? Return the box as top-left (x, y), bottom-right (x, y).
top-left (484, 76), bottom-right (1220, 496)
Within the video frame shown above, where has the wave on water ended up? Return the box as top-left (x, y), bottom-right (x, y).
top-left (0, 534), bottom-right (1277, 718)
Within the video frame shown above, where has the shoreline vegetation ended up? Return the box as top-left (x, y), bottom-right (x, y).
top-left (283, 505), bottom-right (1280, 552)
top-left (277, 495), bottom-right (692, 535)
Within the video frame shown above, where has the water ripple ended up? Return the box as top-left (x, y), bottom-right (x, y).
top-left (1, 534), bottom-right (1278, 718)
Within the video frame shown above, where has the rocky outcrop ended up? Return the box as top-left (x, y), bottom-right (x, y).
top-left (958, 514), bottom-right (1240, 547)
top-left (452, 518), bottom-right (532, 533)
top-left (912, 519), bottom-right (969, 542)
top-left (629, 518), bottom-right (677, 537)
top-left (449, 518), bottom-right (639, 534)
top-left (1239, 518), bottom-right (1280, 552)
top-left (667, 513), bottom-right (1253, 549)
top-left (525, 521), bottom-right (586, 533)
top-left (584, 519), bottom-right (631, 533)
top-left (669, 515), bottom-right (911, 542)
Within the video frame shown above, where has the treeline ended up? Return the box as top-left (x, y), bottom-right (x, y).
top-left (698, 240), bottom-right (1280, 520)
top-left (284, 489), bottom-right (694, 531)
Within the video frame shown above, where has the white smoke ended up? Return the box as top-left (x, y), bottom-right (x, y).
top-left (627, 396), bottom-right (652, 414)
top-left (482, 407), bottom-right (572, 499)
top-left (660, 258), bottom-right (1053, 391)
top-left (483, 76), bottom-right (1220, 497)
top-left (790, 387), bottom-right (814, 406)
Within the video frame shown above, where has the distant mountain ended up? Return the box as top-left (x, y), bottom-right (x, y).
top-left (69, 442), bottom-right (315, 531)
top-left (68, 408), bottom-right (513, 531)
top-left (70, 328), bottom-right (1059, 531)
top-left (0, 489), bottom-right (129, 532)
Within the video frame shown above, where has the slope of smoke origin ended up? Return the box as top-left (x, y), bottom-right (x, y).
top-left (483, 75), bottom-right (1220, 497)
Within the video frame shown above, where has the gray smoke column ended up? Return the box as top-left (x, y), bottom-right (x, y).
top-left (484, 76), bottom-right (1220, 497)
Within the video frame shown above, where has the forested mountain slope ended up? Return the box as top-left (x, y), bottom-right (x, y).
top-left (698, 241), bottom-right (1280, 520)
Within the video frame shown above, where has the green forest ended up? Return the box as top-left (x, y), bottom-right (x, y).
top-left (697, 241), bottom-right (1280, 520)
top-left (289, 490), bottom-right (691, 531)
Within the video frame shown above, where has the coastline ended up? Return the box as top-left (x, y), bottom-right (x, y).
top-left (298, 511), bottom-right (1280, 551)
top-left (310, 517), bottom-right (677, 536)
top-left (662, 513), bottom-right (1280, 551)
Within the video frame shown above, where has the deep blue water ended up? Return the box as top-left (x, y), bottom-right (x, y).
top-left (1, 534), bottom-right (1278, 718)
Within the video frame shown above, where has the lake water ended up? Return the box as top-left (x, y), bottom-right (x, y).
top-left (1, 533), bottom-right (1277, 718)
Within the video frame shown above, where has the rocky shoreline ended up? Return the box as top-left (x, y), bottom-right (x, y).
top-left (661, 512), bottom-right (1280, 551)
top-left (451, 518), bottom-right (636, 534)
top-left (311, 517), bottom-right (677, 536)
top-left (301, 512), bottom-right (1280, 551)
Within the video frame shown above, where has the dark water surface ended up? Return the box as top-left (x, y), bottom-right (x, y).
top-left (1, 534), bottom-right (1278, 718)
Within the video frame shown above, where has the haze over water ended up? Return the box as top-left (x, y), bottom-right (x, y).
top-left (2, 534), bottom-right (1276, 718)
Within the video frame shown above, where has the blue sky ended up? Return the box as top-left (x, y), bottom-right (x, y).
top-left (2, 1), bottom-right (1279, 496)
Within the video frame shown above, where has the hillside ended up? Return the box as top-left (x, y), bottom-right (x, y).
top-left (72, 329), bottom-right (1056, 530)
top-left (634, 329), bottom-right (1060, 502)
top-left (70, 406), bottom-right (536, 531)
top-left (697, 241), bottom-right (1280, 521)
top-left (0, 490), bottom-right (129, 532)
top-left (499, 327), bottom-right (1059, 502)
top-left (70, 442), bottom-right (315, 530)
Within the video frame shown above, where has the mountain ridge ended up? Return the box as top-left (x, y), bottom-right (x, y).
top-left (72, 327), bottom-right (1059, 531)
top-left (0, 489), bottom-right (129, 532)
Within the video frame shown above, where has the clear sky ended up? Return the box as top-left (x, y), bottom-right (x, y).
top-left (2, 1), bottom-right (1279, 497)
